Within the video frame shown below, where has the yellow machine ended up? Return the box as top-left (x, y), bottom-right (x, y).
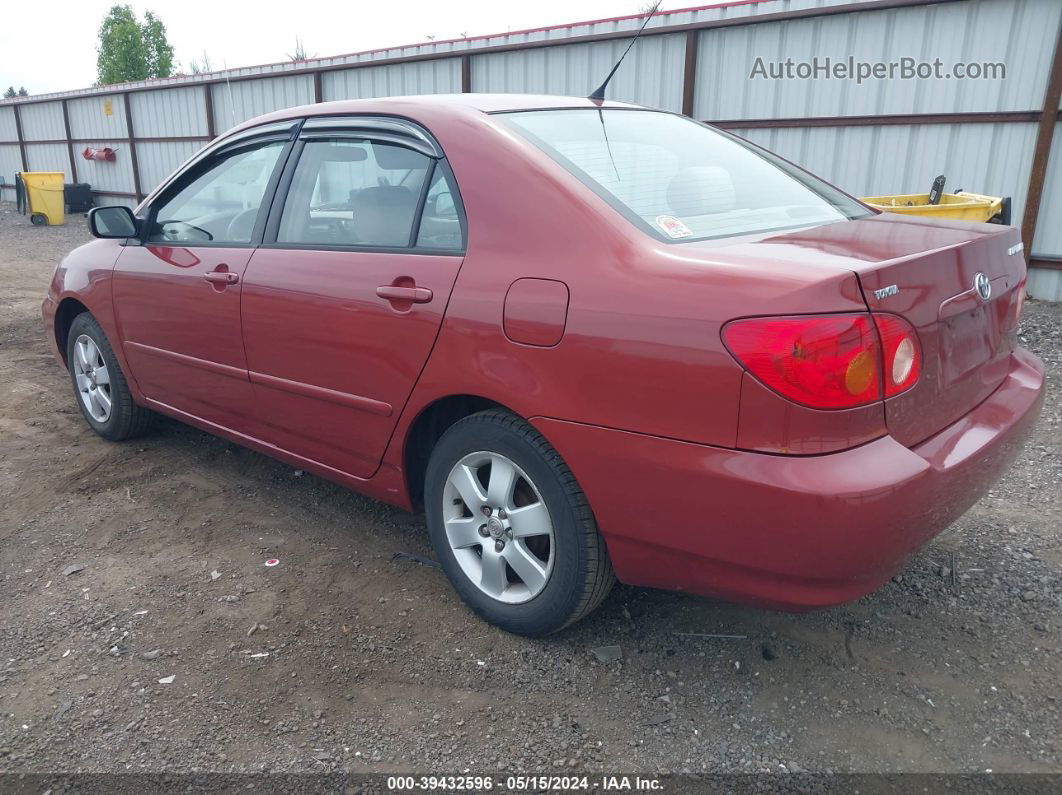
top-left (861, 175), bottom-right (1009, 224)
top-left (860, 191), bottom-right (1007, 223)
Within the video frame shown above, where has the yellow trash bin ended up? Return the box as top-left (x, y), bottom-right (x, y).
top-left (860, 191), bottom-right (1006, 224)
top-left (17, 171), bottom-right (66, 226)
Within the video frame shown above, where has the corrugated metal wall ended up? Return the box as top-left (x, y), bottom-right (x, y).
top-left (130, 87), bottom-right (209, 137)
top-left (473, 32), bottom-right (687, 112)
top-left (733, 121), bottom-right (1039, 225)
top-left (0, 0), bottom-right (1059, 298)
top-left (0, 106), bottom-right (18, 190)
top-left (75, 141), bottom-right (135, 193)
top-left (24, 144), bottom-right (71, 180)
top-left (0, 106), bottom-right (17, 141)
top-left (19, 102), bottom-right (65, 141)
top-left (135, 139), bottom-right (202, 192)
top-left (695, 0), bottom-right (1061, 119)
top-left (211, 75), bottom-right (315, 128)
top-left (67, 96), bottom-right (128, 139)
top-left (323, 60), bottom-right (462, 101)
top-left (0, 146), bottom-right (21, 189)
top-left (1032, 123), bottom-right (1062, 260)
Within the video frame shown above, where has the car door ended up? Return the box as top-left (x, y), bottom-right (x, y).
top-left (112, 123), bottom-right (295, 432)
top-left (240, 118), bottom-right (466, 479)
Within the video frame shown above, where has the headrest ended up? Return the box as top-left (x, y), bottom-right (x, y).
top-left (666, 166), bottom-right (737, 216)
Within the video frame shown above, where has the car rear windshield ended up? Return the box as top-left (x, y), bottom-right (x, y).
top-left (502, 109), bottom-right (872, 242)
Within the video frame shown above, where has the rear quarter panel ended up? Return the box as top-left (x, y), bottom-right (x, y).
top-left (382, 106), bottom-right (869, 472)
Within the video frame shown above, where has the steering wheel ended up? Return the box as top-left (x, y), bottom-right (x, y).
top-left (226, 208), bottom-right (260, 242)
top-left (160, 220), bottom-right (214, 242)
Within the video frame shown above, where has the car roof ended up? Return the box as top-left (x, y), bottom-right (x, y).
top-left (231, 94), bottom-right (644, 134)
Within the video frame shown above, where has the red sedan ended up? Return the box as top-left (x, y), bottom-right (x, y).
top-left (42, 95), bottom-right (1044, 635)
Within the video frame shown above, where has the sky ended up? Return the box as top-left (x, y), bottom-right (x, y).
top-left (0, 0), bottom-right (685, 96)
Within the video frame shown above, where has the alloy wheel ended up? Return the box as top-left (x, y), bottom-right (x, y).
top-left (72, 334), bottom-right (112, 422)
top-left (442, 451), bottom-right (555, 604)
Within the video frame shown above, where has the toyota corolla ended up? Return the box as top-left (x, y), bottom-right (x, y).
top-left (42, 95), bottom-right (1044, 636)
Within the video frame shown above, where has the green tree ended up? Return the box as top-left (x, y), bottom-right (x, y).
top-left (17, 87), bottom-right (28, 96)
top-left (96, 5), bottom-right (175, 85)
top-left (142, 12), bottom-right (174, 78)
top-left (3, 87), bottom-right (15, 99)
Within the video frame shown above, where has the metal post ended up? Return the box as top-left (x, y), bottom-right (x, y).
top-left (122, 92), bottom-right (144, 202)
top-left (461, 54), bottom-right (472, 93)
top-left (12, 103), bottom-right (27, 173)
top-left (681, 30), bottom-right (699, 117)
top-left (1021, 18), bottom-right (1062, 257)
top-left (204, 84), bottom-right (216, 140)
top-left (61, 99), bottom-right (78, 183)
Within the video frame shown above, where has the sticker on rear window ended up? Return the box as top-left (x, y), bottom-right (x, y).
top-left (656, 215), bottom-right (692, 239)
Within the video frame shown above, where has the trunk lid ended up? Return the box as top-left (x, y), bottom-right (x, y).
top-left (768, 213), bottom-right (1025, 447)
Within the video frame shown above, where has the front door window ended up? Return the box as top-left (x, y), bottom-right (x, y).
top-left (148, 141), bottom-right (286, 245)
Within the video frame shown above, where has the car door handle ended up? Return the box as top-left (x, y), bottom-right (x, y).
top-left (204, 271), bottom-right (239, 285)
top-left (376, 285), bottom-right (433, 303)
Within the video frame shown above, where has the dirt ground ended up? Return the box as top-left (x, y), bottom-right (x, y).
top-left (0, 202), bottom-right (1059, 776)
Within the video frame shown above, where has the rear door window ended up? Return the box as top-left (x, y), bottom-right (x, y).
top-left (276, 139), bottom-right (431, 248)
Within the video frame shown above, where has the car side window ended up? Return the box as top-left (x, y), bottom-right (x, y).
top-left (277, 139), bottom-right (431, 248)
top-left (415, 166), bottom-right (463, 251)
top-left (147, 140), bottom-right (285, 245)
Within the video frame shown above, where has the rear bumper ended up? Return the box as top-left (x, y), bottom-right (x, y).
top-left (533, 347), bottom-right (1045, 610)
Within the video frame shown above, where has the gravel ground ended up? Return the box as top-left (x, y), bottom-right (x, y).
top-left (0, 203), bottom-right (1059, 776)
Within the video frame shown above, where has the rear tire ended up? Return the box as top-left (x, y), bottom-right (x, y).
top-left (66, 313), bottom-right (152, 441)
top-left (425, 409), bottom-right (614, 636)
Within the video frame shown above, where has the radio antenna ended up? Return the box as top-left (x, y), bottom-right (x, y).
top-left (588, 2), bottom-right (662, 102)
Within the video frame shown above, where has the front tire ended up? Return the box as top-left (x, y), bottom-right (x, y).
top-left (66, 313), bottom-right (152, 441)
top-left (425, 410), bottom-right (614, 636)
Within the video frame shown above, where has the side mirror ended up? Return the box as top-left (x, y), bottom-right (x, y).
top-left (88, 206), bottom-right (139, 239)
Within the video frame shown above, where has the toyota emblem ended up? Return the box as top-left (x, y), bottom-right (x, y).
top-left (974, 272), bottom-right (991, 301)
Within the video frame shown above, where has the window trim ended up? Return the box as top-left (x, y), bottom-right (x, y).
top-left (261, 130), bottom-right (466, 256)
top-left (137, 129), bottom-right (298, 249)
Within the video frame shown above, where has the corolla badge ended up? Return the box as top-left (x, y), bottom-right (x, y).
top-left (975, 272), bottom-right (992, 301)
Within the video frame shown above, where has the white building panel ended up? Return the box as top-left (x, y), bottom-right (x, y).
top-left (728, 121), bottom-right (1038, 233)
top-left (0, 107), bottom-right (17, 142)
top-left (73, 142), bottom-right (136, 194)
top-left (19, 102), bottom-right (65, 141)
top-left (323, 59), bottom-right (461, 101)
top-left (1032, 122), bottom-right (1062, 259)
top-left (136, 139), bottom-right (203, 194)
top-left (24, 143), bottom-right (71, 181)
top-left (695, 0), bottom-right (1062, 120)
top-left (211, 75), bottom-right (314, 131)
top-left (0, 144), bottom-right (23, 187)
top-left (472, 33), bottom-right (686, 113)
top-left (131, 86), bottom-right (209, 138)
top-left (67, 95), bottom-right (128, 139)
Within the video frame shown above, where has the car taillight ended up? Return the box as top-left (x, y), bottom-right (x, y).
top-left (1015, 280), bottom-right (1026, 325)
top-left (723, 313), bottom-right (923, 409)
top-left (722, 314), bottom-right (882, 409)
top-left (872, 313), bottom-right (920, 397)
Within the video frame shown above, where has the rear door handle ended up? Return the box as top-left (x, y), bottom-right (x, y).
top-left (204, 271), bottom-right (239, 285)
top-left (376, 285), bottom-right (433, 304)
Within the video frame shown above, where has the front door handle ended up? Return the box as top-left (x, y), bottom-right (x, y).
top-left (204, 271), bottom-right (239, 285)
top-left (376, 285), bottom-right (433, 304)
